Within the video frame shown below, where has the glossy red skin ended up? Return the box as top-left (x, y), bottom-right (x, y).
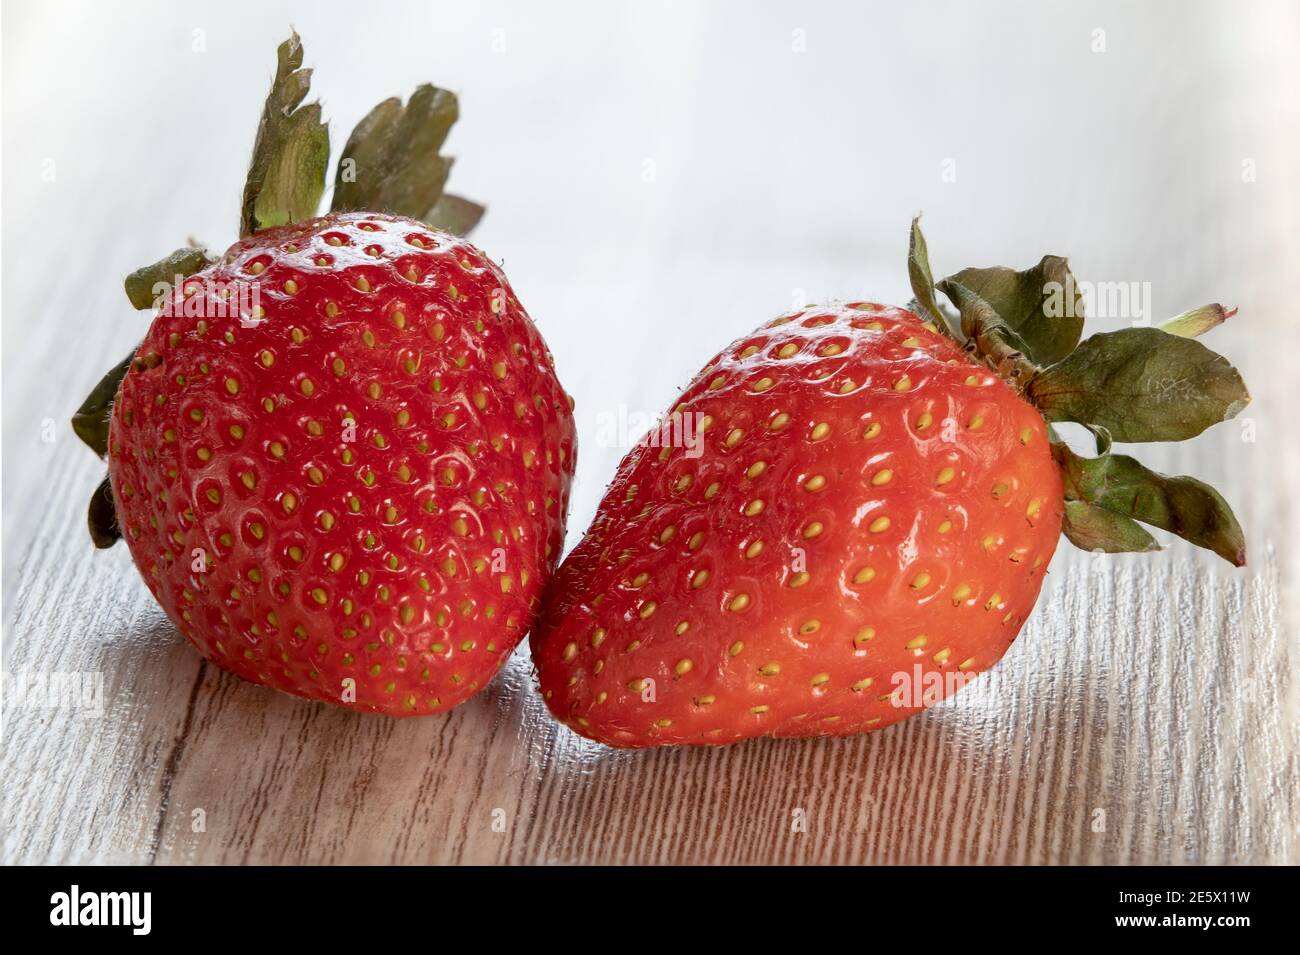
top-left (108, 213), bottom-right (576, 716)
top-left (533, 303), bottom-right (1062, 747)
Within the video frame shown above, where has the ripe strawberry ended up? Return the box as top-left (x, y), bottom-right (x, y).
top-left (74, 35), bottom-right (575, 716)
top-left (532, 221), bottom-right (1248, 747)
top-left (108, 213), bottom-right (574, 715)
top-left (533, 303), bottom-right (1054, 743)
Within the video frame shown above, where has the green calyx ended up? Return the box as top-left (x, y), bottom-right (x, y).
top-left (1028, 327), bottom-right (1249, 442)
top-left (329, 84), bottom-right (484, 232)
top-left (1053, 441), bottom-right (1245, 565)
top-left (239, 32), bottom-right (328, 235)
top-left (71, 350), bottom-right (135, 458)
top-left (240, 30), bottom-right (484, 238)
top-left (908, 217), bottom-right (1249, 566)
top-left (123, 247), bottom-right (213, 310)
top-left (74, 30), bottom-right (486, 548)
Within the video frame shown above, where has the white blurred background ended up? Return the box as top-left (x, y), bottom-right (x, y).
top-left (3, 0), bottom-right (1298, 638)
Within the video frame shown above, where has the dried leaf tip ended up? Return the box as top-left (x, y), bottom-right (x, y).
top-left (1158, 303), bottom-right (1237, 339)
top-left (240, 30), bottom-right (330, 236)
top-left (331, 83), bottom-right (484, 234)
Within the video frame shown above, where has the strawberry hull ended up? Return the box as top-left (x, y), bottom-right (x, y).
top-left (108, 213), bottom-right (576, 716)
top-left (533, 304), bottom-right (1062, 747)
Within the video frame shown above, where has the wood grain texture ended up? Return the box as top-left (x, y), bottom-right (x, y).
top-left (3, 452), bottom-right (1295, 864)
top-left (3, 0), bottom-right (1298, 865)
top-left (2, 509), bottom-right (1300, 867)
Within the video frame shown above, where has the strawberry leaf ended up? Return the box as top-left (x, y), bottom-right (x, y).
top-left (1061, 499), bottom-right (1160, 555)
top-left (938, 255), bottom-right (1083, 366)
top-left (936, 279), bottom-right (1039, 386)
top-left (913, 222), bottom-right (1249, 571)
top-left (87, 475), bottom-right (121, 549)
top-left (124, 247), bottom-right (212, 310)
top-left (71, 350), bottom-right (135, 457)
top-left (907, 218), bottom-right (947, 330)
top-left (1028, 327), bottom-right (1250, 442)
top-left (1052, 442), bottom-right (1246, 565)
top-left (331, 85), bottom-right (484, 235)
top-left (240, 32), bottom-right (329, 236)
top-left (425, 193), bottom-right (486, 236)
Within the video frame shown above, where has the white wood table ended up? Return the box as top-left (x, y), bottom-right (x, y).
top-left (2, 0), bottom-right (1296, 865)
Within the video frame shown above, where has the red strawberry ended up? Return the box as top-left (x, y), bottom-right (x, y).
top-left (107, 213), bottom-right (574, 715)
top-left (533, 303), bottom-right (1057, 743)
top-left (74, 35), bottom-right (575, 716)
top-left (531, 221), bottom-right (1248, 747)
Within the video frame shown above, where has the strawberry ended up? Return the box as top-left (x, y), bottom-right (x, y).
top-left (531, 220), bottom-right (1248, 747)
top-left (73, 34), bottom-right (575, 716)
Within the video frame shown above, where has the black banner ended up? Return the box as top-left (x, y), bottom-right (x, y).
top-left (11, 866), bottom-right (1280, 941)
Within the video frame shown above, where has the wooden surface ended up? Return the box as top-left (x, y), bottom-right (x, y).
top-left (3, 0), bottom-right (1298, 865)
